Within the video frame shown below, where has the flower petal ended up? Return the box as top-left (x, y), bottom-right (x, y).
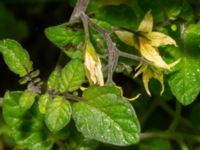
top-left (139, 39), bottom-right (170, 69)
top-left (154, 71), bottom-right (164, 95)
top-left (84, 42), bottom-right (104, 86)
top-left (115, 30), bottom-right (137, 47)
top-left (134, 62), bottom-right (147, 78)
top-left (147, 32), bottom-right (177, 47)
top-left (138, 10), bottom-right (153, 32)
top-left (169, 58), bottom-right (181, 68)
top-left (142, 69), bottom-right (153, 96)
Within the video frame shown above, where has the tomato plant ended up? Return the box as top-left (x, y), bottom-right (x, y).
top-left (0, 0), bottom-right (200, 150)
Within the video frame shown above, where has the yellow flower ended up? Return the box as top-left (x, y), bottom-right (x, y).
top-left (115, 11), bottom-right (177, 69)
top-left (84, 41), bottom-right (104, 86)
top-left (134, 59), bottom-right (180, 96)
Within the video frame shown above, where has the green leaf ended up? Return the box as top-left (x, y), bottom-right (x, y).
top-left (60, 59), bottom-right (85, 93)
top-left (3, 91), bottom-right (54, 150)
top-left (13, 130), bottom-right (53, 150)
top-left (96, 4), bottom-right (137, 29)
top-left (168, 24), bottom-right (200, 105)
top-left (19, 90), bottom-right (36, 111)
top-left (0, 39), bottom-right (33, 77)
top-left (45, 23), bottom-right (84, 48)
top-left (38, 93), bottom-right (51, 114)
top-left (138, 0), bottom-right (182, 23)
top-left (45, 96), bottom-right (72, 132)
top-left (3, 91), bottom-right (25, 128)
top-left (64, 48), bottom-right (83, 59)
top-left (47, 69), bottom-right (61, 91)
top-left (73, 86), bottom-right (140, 146)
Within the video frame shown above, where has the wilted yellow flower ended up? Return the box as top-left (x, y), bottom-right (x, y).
top-left (134, 59), bottom-right (180, 96)
top-left (115, 11), bottom-right (177, 69)
top-left (84, 41), bottom-right (104, 86)
top-left (134, 63), bottom-right (164, 96)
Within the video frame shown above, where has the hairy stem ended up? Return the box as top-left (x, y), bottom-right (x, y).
top-left (64, 93), bottom-right (83, 101)
top-left (117, 50), bottom-right (150, 64)
top-left (69, 0), bottom-right (90, 23)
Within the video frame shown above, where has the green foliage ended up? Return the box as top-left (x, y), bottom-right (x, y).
top-left (67, 131), bottom-right (99, 150)
top-left (38, 94), bottom-right (51, 114)
top-left (3, 91), bottom-right (54, 150)
top-left (47, 70), bottom-right (61, 91)
top-left (45, 96), bottom-right (72, 132)
top-left (73, 86), bottom-right (140, 146)
top-left (59, 59), bottom-right (85, 93)
top-left (0, 39), bottom-right (33, 77)
top-left (168, 24), bottom-right (200, 105)
top-left (96, 4), bottom-right (138, 28)
top-left (45, 23), bottom-right (84, 48)
top-left (1, 0), bottom-right (200, 150)
top-left (19, 90), bottom-right (36, 111)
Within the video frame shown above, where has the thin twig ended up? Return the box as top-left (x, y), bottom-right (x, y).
top-left (64, 93), bottom-right (83, 101)
top-left (117, 49), bottom-right (150, 64)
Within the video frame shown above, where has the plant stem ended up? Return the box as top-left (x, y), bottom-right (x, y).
top-left (69, 0), bottom-right (90, 23)
top-left (168, 101), bottom-right (182, 131)
top-left (80, 12), bottom-right (119, 84)
top-left (117, 50), bottom-right (150, 64)
top-left (140, 99), bottom-right (159, 128)
top-left (141, 131), bottom-right (200, 150)
top-left (49, 132), bottom-right (66, 149)
top-left (157, 100), bottom-right (197, 131)
top-left (64, 93), bottom-right (83, 101)
top-left (0, 98), bottom-right (3, 107)
top-left (80, 12), bottom-right (90, 42)
top-left (80, 12), bottom-right (150, 84)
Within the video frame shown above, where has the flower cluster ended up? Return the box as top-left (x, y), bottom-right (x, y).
top-left (115, 11), bottom-right (180, 96)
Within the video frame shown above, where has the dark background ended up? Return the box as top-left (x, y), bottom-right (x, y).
top-left (0, 0), bottom-right (73, 96)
